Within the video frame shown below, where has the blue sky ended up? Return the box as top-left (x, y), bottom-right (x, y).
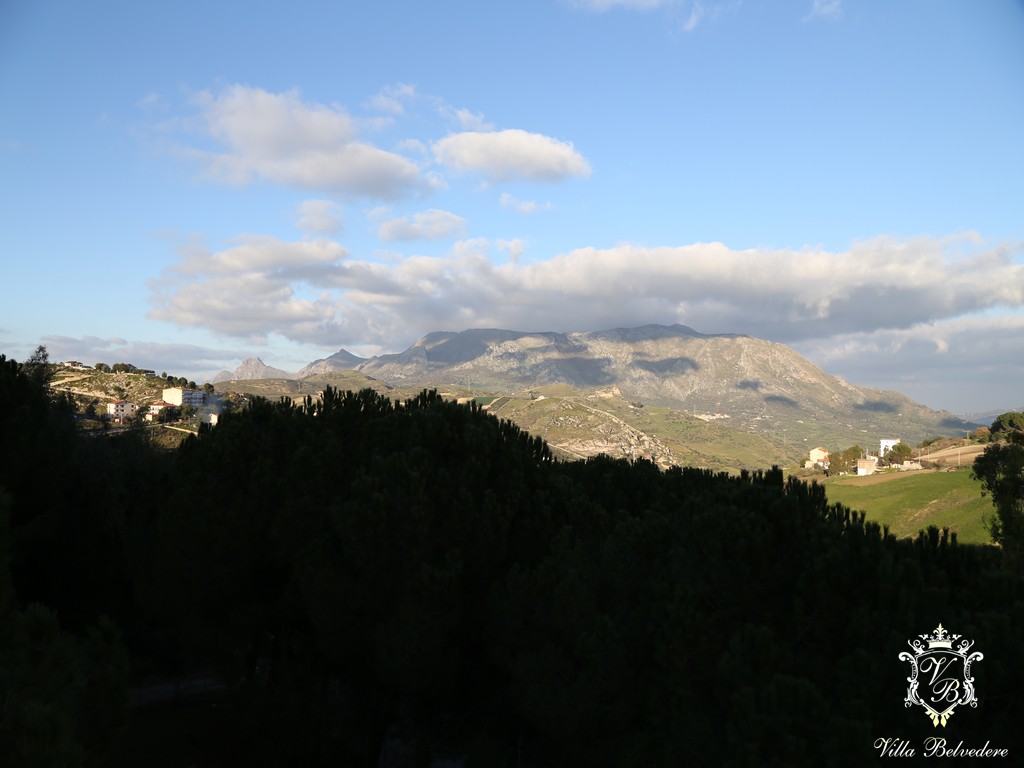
top-left (1, 0), bottom-right (1022, 414)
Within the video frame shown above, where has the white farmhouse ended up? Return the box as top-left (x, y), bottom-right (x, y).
top-left (804, 447), bottom-right (830, 469)
top-left (856, 457), bottom-right (879, 476)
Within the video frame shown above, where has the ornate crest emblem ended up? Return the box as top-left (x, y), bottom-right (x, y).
top-left (899, 623), bottom-right (983, 726)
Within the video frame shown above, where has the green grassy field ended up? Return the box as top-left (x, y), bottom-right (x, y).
top-left (821, 469), bottom-right (994, 545)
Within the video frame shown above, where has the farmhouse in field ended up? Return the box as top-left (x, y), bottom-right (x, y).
top-left (805, 447), bottom-right (830, 469)
top-left (856, 457), bottom-right (879, 476)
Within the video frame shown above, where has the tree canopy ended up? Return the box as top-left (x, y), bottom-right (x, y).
top-left (991, 411), bottom-right (1024, 437)
top-left (973, 431), bottom-right (1024, 559)
top-left (2, 354), bottom-right (1024, 766)
top-left (829, 444), bottom-right (863, 474)
top-left (883, 441), bottom-right (913, 465)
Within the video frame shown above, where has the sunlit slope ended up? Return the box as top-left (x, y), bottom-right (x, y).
top-left (484, 385), bottom-right (799, 473)
top-left (822, 470), bottom-right (992, 544)
top-left (353, 324), bottom-right (976, 448)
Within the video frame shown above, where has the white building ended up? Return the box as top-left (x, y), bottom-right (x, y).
top-left (804, 447), bottom-right (830, 469)
top-left (147, 400), bottom-right (173, 421)
top-left (106, 400), bottom-right (137, 422)
top-left (880, 438), bottom-right (900, 457)
top-left (162, 387), bottom-right (204, 407)
top-left (856, 457), bottom-right (879, 476)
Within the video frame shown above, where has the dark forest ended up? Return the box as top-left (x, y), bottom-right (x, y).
top-left (2, 353), bottom-right (1022, 766)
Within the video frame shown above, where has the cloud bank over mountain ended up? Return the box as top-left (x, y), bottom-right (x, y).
top-left (148, 232), bottom-right (1023, 347)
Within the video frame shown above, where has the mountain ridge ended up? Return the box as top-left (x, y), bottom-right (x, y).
top-left (351, 324), bottom-right (970, 439)
top-left (213, 357), bottom-right (294, 382)
top-left (215, 324), bottom-right (978, 451)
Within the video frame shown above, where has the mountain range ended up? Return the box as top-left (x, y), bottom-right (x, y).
top-left (213, 324), bottom-right (979, 459)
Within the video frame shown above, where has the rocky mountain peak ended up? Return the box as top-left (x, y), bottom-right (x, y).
top-left (216, 357), bottom-right (294, 382)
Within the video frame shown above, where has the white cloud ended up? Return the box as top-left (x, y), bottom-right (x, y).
top-left (397, 138), bottom-right (429, 156)
top-left (168, 235), bottom-right (348, 276)
top-left (499, 192), bottom-right (551, 214)
top-left (149, 233), bottom-right (1024, 376)
top-left (571, 0), bottom-right (738, 30)
top-left (791, 314), bottom-right (1024, 413)
top-left (437, 105), bottom-right (494, 132)
top-left (184, 85), bottom-right (426, 199)
top-left (500, 236), bottom-right (1024, 341)
top-left (682, 1), bottom-right (704, 31)
top-left (364, 82), bottom-right (416, 115)
top-left (497, 238), bottom-right (526, 263)
top-left (805, 0), bottom-right (841, 21)
top-left (153, 273), bottom-right (339, 340)
top-left (377, 209), bottom-right (468, 242)
top-left (40, 335), bottom-right (250, 380)
top-left (455, 108), bottom-right (492, 131)
top-left (573, 0), bottom-right (673, 10)
top-left (149, 236), bottom-right (355, 344)
top-left (433, 129), bottom-right (591, 182)
top-left (296, 199), bottom-right (343, 234)
top-left (136, 91), bottom-right (165, 111)
top-left (199, 85), bottom-right (357, 156)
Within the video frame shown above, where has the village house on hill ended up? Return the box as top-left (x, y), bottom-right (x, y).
top-left (162, 387), bottom-right (204, 407)
top-left (106, 400), bottom-right (136, 423)
top-left (146, 400), bottom-right (173, 421)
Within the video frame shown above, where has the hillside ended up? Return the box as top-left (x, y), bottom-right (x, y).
top-left (918, 442), bottom-right (987, 468)
top-left (477, 384), bottom-right (797, 472)
top-left (296, 348), bottom-right (368, 378)
top-left (347, 324), bottom-right (975, 448)
top-left (51, 366), bottom-right (172, 408)
top-left (822, 469), bottom-right (992, 544)
top-left (203, 324), bottom-right (979, 470)
top-left (11, 353), bottom-right (1024, 767)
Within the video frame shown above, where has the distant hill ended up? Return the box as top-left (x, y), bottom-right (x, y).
top-left (212, 369), bottom-right (388, 403)
top-left (959, 407), bottom-right (1024, 426)
top-left (296, 348), bottom-right (367, 378)
top-left (348, 324), bottom-right (976, 448)
top-left (50, 365), bottom-right (169, 408)
top-left (213, 357), bottom-right (294, 382)
top-left (208, 325), bottom-right (980, 465)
